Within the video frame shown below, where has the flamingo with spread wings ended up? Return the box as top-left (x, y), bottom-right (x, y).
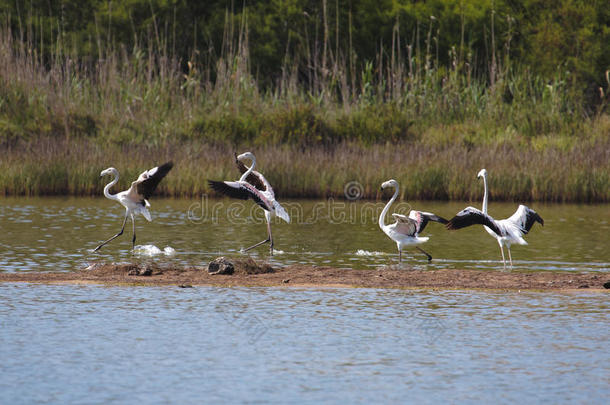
top-left (93, 162), bottom-right (173, 252)
top-left (379, 179), bottom-right (448, 263)
top-left (208, 152), bottom-right (290, 255)
top-left (446, 169), bottom-right (544, 270)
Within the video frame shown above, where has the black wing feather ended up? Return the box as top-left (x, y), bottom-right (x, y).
top-left (523, 208), bottom-right (544, 234)
top-left (235, 153), bottom-right (266, 191)
top-left (137, 161), bottom-right (173, 199)
top-left (446, 207), bottom-right (502, 236)
top-left (208, 180), bottom-right (269, 211)
top-left (208, 180), bottom-right (249, 200)
top-left (418, 213), bottom-right (449, 233)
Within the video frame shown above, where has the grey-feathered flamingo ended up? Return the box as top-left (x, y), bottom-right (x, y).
top-left (208, 152), bottom-right (290, 255)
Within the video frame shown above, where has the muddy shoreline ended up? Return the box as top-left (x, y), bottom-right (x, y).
top-left (1, 260), bottom-right (609, 291)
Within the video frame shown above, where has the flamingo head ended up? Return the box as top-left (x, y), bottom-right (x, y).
top-left (236, 152), bottom-right (255, 162)
top-left (100, 167), bottom-right (118, 177)
top-left (477, 169), bottom-right (487, 179)
top-left (380, 179), bottom-right (398, 191)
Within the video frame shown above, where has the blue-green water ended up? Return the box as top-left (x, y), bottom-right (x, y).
top-left (0, 284), bottom-right (608, 403)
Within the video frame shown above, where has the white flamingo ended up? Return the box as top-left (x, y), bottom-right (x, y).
top-left (446, 168), bottom-right (544, 270)
top-left (208, 152), bottom-right (290, 255)
top-left (93, 162), bottom-right (173, 252)
top-left (379, 179), bottom-right (448, 263)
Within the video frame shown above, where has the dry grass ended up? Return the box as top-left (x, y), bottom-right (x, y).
top-left (1, 136), bottom-right (608, 202)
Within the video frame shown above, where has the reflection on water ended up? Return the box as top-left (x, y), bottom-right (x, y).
top-left (0, 284), bottom-right (608, 403)
top-left (0, 197), bottom-right (608, 272)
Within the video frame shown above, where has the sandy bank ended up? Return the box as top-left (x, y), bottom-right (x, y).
top-left (1, 259), bottom-right (609, 291)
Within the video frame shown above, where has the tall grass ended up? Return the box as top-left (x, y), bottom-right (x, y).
top-left (1, 135), bottom-right (608, 202)
top-left (0, 15), bottom-right (608, 202)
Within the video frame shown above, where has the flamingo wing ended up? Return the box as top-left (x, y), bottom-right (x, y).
top-left (408, 210), bottom-right (449, 233)
top-left (128, 161), bottom-right (173, 203)
top-left (506, 205), bottom-right (544, 234)
top-left (391, 213), bottom-right (418, 236)
top-left (208, 180), bottom-right (272, 211)
top-left (446, 206), bottom-right (502, 236)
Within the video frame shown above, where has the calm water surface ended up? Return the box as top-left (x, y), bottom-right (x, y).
top-left (0, 197), bottom-right (608, 272)
top-left (0, 284), bottom-right (608, 403)
top-left (1, 198), bottom-right (608, 403)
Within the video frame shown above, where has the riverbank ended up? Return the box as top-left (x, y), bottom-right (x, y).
top-left (2, 261), bottom-right (608, 291)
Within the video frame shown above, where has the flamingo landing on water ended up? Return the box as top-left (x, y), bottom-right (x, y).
top-left (446, 169), bottom-right (544, 270)
top-left (379, 179), bottom-right (448, 264)
top-left (93, 162), bottom-right (173, 252)
top-left (208, 152), bottom-right (290, 255)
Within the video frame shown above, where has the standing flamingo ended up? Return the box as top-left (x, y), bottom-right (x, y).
top-left (379, 179), bottom-right (448, 263)
top-left (446, 169), bottom-right (544, 269)
top-left (93, 162), bottom-right (173, 252)
top-left (208, 152), bottom-right (290, 255)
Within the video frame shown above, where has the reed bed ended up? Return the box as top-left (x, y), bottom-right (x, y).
top-left (0, 16), bottom-right (608, 202)
top-left (1, 135), bottom-right (608, 203)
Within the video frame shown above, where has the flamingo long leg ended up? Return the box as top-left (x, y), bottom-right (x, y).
top-left (242, 218), bottom-right (273, 254)
top-left (94, 210), bottom-right (129, 252)
top-left (268, 220), bottom-right (274, 255)
top-left (507, 247), bottom-right (513, 269)
top-left (398, 249), bottom-right (402, 264)
top-left (499, 244), bottom-right (506, 270)
top-left (416, 247), bottom-right (432, 261)
top-left (242, 237), bottom-right (270, 253)
top-left (131, 215), bottom-right (136, 249)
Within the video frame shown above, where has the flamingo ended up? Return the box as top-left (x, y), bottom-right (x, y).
top-left (208, 152), bottom-right (290, 255)
top-left (379, 179), bottom-right (448, 263)
top-left (93, 162), bottom-right (173, 252)
top-left (446, 168), bottom-right (544, 270)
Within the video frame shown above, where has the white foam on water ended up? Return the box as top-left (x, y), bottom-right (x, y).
top-left (134, 245), bottom-right (176, 256)
top-left (355, 249), bottom-right (385, 256)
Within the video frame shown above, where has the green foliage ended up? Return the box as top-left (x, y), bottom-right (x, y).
top-left (0, 1), bottom-right (608, 202)
top-left (1, 0), bottom-right (608, 89)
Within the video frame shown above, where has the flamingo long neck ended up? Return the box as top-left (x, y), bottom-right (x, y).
top-left (379, 185), bottom-right (399, 229)
top-left (104, 171), bottom-right (120, 201)
top-left (239, 156), bottom-right (256, 182)
top-left (482, 175), bottom-right (489, 214)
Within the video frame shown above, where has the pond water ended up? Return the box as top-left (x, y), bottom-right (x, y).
top-left (0, 284), bottom-right (608, 403)
top-left (1, 198), bottom-right (608, 403)
top-left (0, 197), bottom-right (608, 272)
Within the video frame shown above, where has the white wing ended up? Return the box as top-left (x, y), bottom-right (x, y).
top-left (391, 213), bottom-right (417, 236)
top-left (505, 205), bottom-right (544, 234)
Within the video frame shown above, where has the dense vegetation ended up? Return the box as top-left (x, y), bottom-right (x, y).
top-left (2, 0), bottom-right (608, 89)
top-left (0, 1), bottom-right (608, 201)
